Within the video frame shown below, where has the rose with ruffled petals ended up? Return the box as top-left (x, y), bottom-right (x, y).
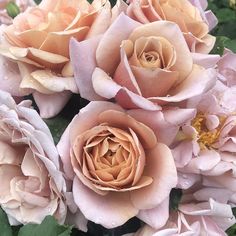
top-left (70, 14), bottom-right (216, 110)
top-left (156, 82), bottom-right (236, 197)
top-left (128, 198), bottom-right (235, 236)
top-left (0, 0), bottom-right (35, 25)
top-left (0, 90), bottom-right (66, 225)
top-left (126, 0), bottom-right (217, 53)
top-left (57, 101), bottom-right (177, 229)
top-left (0, 0), bottom-right (126, 118)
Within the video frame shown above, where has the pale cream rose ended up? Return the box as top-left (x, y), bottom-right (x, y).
top-left (126, 0), bottom-right (216, 53)
top-left (0, 89), bottom-right (66, 225)
top-left (0, 0), bottom-right (127, 118)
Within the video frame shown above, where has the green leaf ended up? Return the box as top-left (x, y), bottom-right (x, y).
top-left (18, 216), bottom-right (72, 236)
top-left (211, 36), bottom-right (231, 55)
top-left (6, 2), bottom-right (20, 19)
top-left (44, 116), bottom-right (69, 145)
top-left (215, 8), bottom-right (236, 23)
top-left (0, 208), bottom-right (13, 236)
top-left (226, 223), bottom-right (236, 236)
top-left (169, 188), bottom-right (182, 211)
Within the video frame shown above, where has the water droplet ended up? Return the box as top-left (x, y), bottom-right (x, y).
top-left (182, 174), bottom-right (187, 179)
top-left (111, 222), bottom-right (116, 227)
top-left (48, 207), bottom-right (52, 213)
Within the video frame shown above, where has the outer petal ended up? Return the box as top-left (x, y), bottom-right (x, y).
top-left (70, 36), bottom-right (103, 101)
top-left (96, 13), bottom-right (141, 75)
top-left (33, 91), bottom-right (71, 118)
top-left (73, 176), bottom-right (138, 228)
top-left (0, 56), bottom-right (29, 96)
top-left (138, 198), bottom-right (170, 229)
top-left (153, 65), bottom-right (216, 103)
top-left (130, 143), bottom-right (177, 209)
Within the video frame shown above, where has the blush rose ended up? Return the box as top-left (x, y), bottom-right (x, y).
top-left (0, 89), bottom-right (66, 225)
top-left (57, 101), bottom-right (177, 229)
top-left (0, 0), bottom-right (126, 118)
top-left (126, 0), bottom-right (217, 53)
top-left (70, 14), bottom-right (216, 110)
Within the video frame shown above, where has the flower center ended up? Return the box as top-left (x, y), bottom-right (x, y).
top-left (191, 113), bottom-right (226, 150)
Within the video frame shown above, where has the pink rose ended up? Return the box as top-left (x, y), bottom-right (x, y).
top-left (126, 0), bottom-right (217, 53)
top-left (70, 14), bottom-right (216, 110)
top-left (0, 90), bottom-right (66, 225)
top-left (129, 198), bottom-right (235, 236)
top-left (0, 0), bottom-right (126, 118)
top-left (57, 101), bottom-right (177, 229)
top-left (158, 82), bottom-right (236, 197)
top-left (0, 0), bottom-right (35, 25)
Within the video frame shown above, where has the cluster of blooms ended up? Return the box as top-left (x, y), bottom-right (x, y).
top-left (0, 0), bottom-right (235, 235)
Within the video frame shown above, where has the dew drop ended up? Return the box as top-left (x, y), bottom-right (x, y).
top-left (182, 174), bottom-right (187, 179)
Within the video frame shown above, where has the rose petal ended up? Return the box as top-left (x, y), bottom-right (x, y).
top-left (73, 176), bottom-right (138, 228)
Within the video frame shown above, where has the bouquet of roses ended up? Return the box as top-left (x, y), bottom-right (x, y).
top-left (0, 0), bottom-right (236, 235)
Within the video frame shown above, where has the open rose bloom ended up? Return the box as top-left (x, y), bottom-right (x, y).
top-left (169, 81), bottom-right (236, 196)
top-left (127, 198), bottom-right (235, 236)
top-left (0, 89), bottom-right (66, 225)
top-left (70, 14), bottom-right (216, 110)
top-left (0, 0), bottom-right (127, 118)
top-left (126, 0), bottom-right (217, 53)
top-left (57, 101), bottom-right (177, 229)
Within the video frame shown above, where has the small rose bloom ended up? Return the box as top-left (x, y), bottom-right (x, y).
top-left (0, 0), bottom-right (35, 25)
top-left (126, 0), bottom-right (217, 53)
top-left (70, 14), bottom-right (216, 110)
top-left (128, 198), bottom-right (235, 236)
top-left (0, 0), bottom-right (126, 118)
top-left (57, 101), bottom-right (177, 229)
top-left (0, 90), bottom-right (66, 225)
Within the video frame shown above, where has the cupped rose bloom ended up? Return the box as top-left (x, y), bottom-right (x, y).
top-left (0, 0), bottom-right (35, 25)
top-left (57, 101), bottom-right (177, 229)
top-left (126, 0), bottom-right (217, 53)
top-left (70, 14), bottom-right (216, 110)
top-left (126, 198), bottom-right (235, 236)
top-left (0, 0), bottom-right (127, 118)
top-left (0, 89), bottom-right (66, 225)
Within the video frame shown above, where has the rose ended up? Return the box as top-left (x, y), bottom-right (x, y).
top-left (0, 0), bottom-right (126, 118)
top-left (128, 198), bottom-right (235, 236)
top-left (153, 81), bottom-right (236, 197)
top-left (0, 0), bottom-right (35, 25)
top-left (0, 89), bottom-right (66, 225)
top-left (70, 14), bottom-right (216, 110)
top-left (126, 0), bottom-right (217, 53)
top-left (57, 101), bottom-right (177, 229)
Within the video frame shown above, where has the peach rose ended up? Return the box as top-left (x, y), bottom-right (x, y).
top-left (126, 0), bottom-right (217, 53)
top-left (57, 101), bottom-right (177, 229)
top-left (0, 89), bottom-right (66, 225)
top-left (70, 14), bottom-right (216, 110)
top-left (0, 0), bottom-right (35, 25)
top-left (0, 0), bottom-right (127, 118)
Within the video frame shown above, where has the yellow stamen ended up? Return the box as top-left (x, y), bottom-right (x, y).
top-left (192, 113), bottom-right (226, 150)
